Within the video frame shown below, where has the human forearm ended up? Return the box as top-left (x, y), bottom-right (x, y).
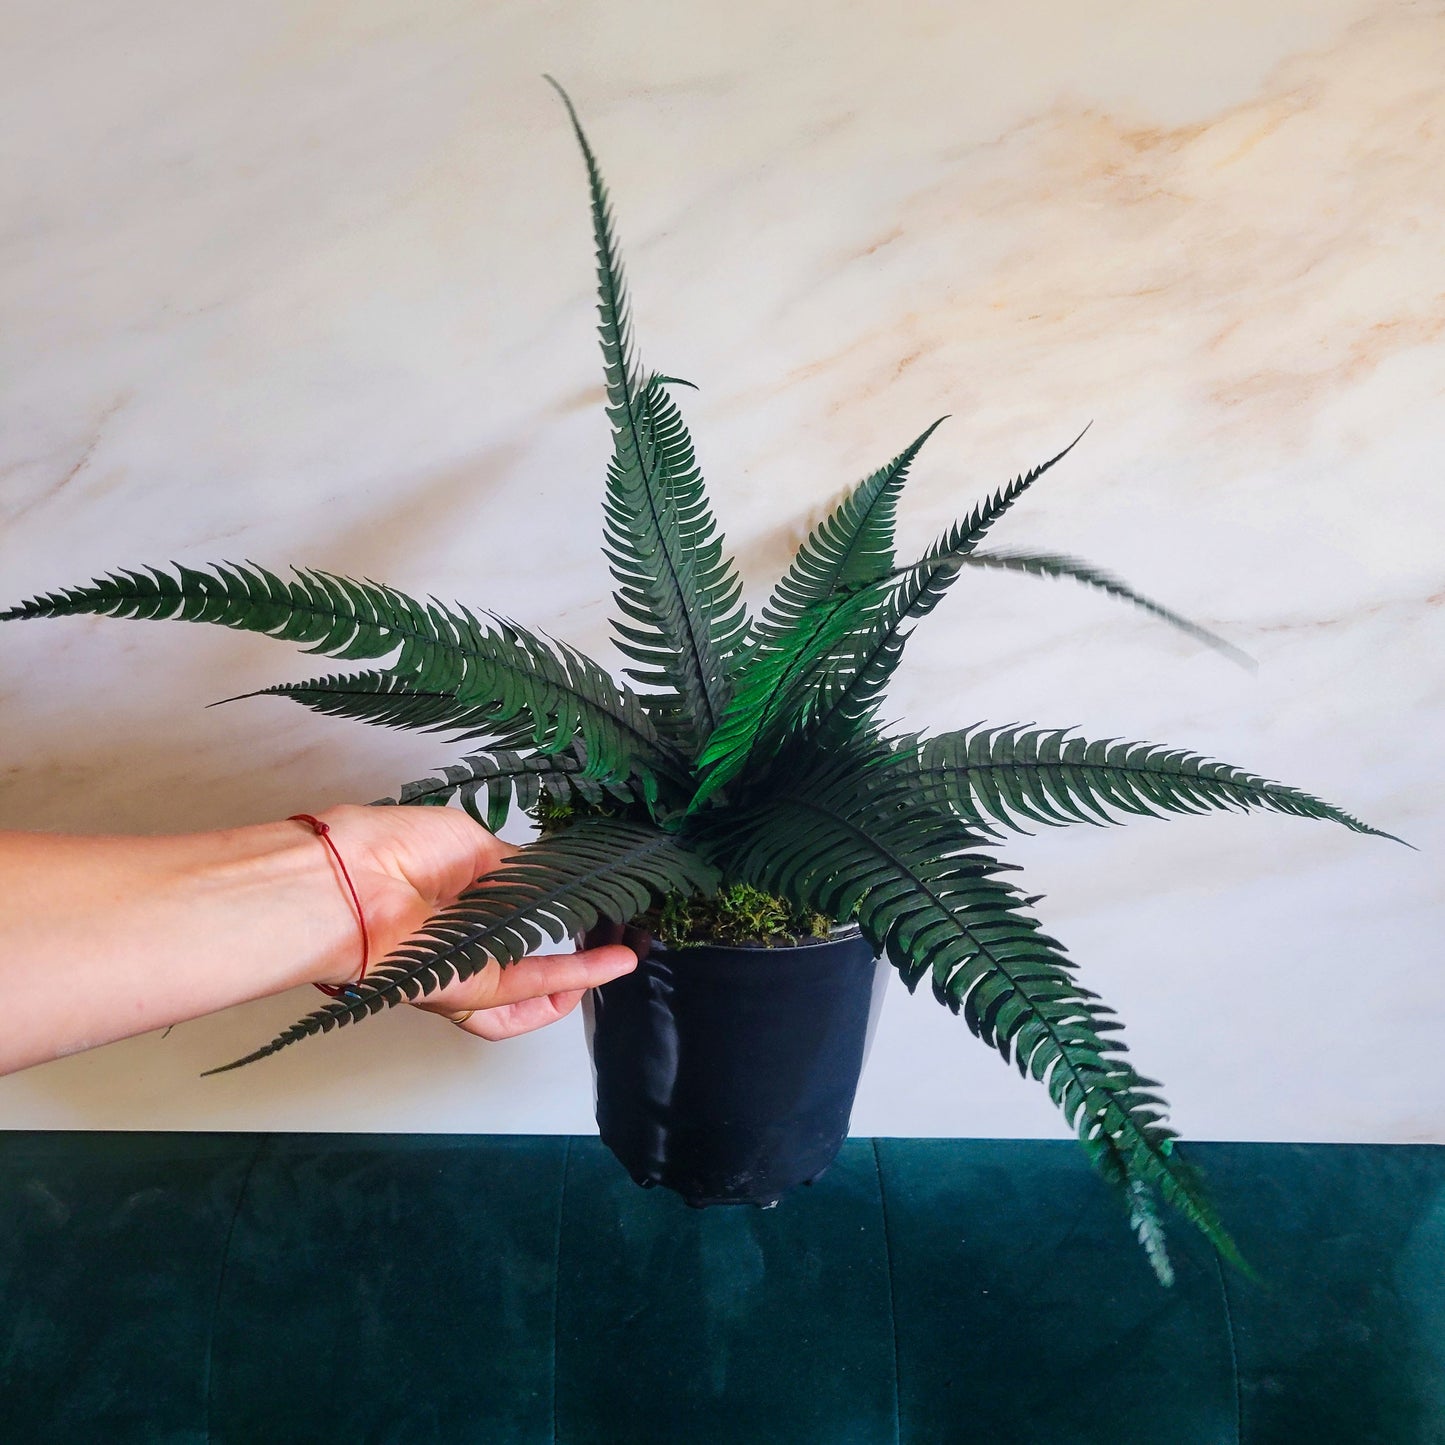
top-left (0, 804), bottom-right (640, 1076)
top-left (0, 817), bottom-right (370, 1074)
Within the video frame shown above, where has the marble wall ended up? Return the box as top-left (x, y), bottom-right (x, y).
top-left (2, 1), bottom-right (1441, 1142)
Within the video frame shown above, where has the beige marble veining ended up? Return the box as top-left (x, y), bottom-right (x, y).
top-left (1, 0), bottom-right (1440, 1138)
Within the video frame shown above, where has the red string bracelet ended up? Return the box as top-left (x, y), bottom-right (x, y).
top-left (288, 814), bottom-right (370, 998)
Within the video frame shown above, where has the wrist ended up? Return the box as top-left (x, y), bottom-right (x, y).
top-left (294, 807), bottom-right (437, 990)
top-left (291, 814), bottom-right (368, 991)
top-left (188, 818), bottom-right (365, 992)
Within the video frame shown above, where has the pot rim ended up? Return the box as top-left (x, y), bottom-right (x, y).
top-left (580, 919), bottom-right (867, 958)
top-left (650, 919), bottom-right (864, 954)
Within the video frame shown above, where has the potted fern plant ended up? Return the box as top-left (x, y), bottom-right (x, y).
top-left (2, 81), bottom-right (1399, 1283)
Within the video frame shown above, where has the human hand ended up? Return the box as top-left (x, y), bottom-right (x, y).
top-left (409, 945), bottom-right (641, 1040)
top-left (308, 804), bottom-right (639, 1039)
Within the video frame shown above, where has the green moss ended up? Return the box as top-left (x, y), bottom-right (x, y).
top-left (533, 786), bottom-right (622, 836)
top-left (645, 883), bottom-right (833, 948)
top-left (534, 794), bottom-right (833, 945)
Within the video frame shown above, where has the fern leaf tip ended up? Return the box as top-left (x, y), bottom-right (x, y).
top-left (544, 74), bottom-right (584, 129)
top-left (199, 1047), bottom-right (274, 1077)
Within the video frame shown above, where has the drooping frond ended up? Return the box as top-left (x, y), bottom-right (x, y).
top-left (374, 743), bottom-right (641, 831)
top-left (550, 76), bottom-right (746, 751)
top-left (747, 418), bottom-right (947, 653)
top-left (777, 489), bottom-right (1242, 756)
top-left (202, 818), bottom-right (719, 1074)
top-left (959, 550), bottom-right (1250, 666)
top-left (2, 564), bottom-right (685, 794)
top-left (910, 724), bottom-right (1405, 842)
top-left (1126, 1180), bottom-right (1176, 1289)
top-left (701, 741), bottom-right (1242, 1281)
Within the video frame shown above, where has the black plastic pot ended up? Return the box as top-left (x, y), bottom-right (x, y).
top-left (581, 923), bottom-right (888, 1208)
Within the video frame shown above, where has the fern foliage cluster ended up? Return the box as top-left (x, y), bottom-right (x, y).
top-left (2, 80), bottom-right (1398, 1283)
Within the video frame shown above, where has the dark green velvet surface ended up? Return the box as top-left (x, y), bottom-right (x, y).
top-left (555, 1135), bottom-right (898, 1444)
top-left (2, 1133), bottom-right (1442, 1443)
top-left (0, 1132), bottom-right (248, 1443)
top-left (208, 1135), bottom-right (564, 1443)
top-left (875, 1138), bottom-right (1238, 1444)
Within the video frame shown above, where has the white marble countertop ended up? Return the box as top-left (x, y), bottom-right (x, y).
top-left (1, 0), bottom-right (1441, 1140)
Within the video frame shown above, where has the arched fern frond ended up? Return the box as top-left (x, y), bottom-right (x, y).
top-left (910, 725), bottom-right (1405, 842)
top-left (2, 563), bottom-right (686, 795)
top-left (201, 818), bottom-right (719, 1075)
top-left (960, 550), bottom-right (1250, 666)
top-left (700, 741), bottom-right (1243, 1283)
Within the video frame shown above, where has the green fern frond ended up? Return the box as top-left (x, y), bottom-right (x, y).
top-left (788, 529), bottom-right (981, 750)
top-left (550, 77), bottom-right (746, 751)
top-left (960, 549), bottom-right (1250, 666)
top-left (202, 818), bottom-right (719, 1074)
top-left (943, 425), bottom-right (1090, 558)
top-left (3, 563), bottom-right (403, 656)
top-left (712, 432), bottom-right (1093, 759)
top-left (1125, 1179), bottom-right (1176, 1288)
top-left (375, 743), bottom-right (641, 831)
top-left (604, 374), bottom-right (749, 745)
top-left (701, 741), bottom-right (1242, 1281)
top-left (911, 724), bottom-right (1405, 842)
top-left (689, 586), bottom-right (885, 810)
top-left (640, 375), bottom-right (749, 668)
top-left (3, 563), bottom-right (685, 793)
top-left (688, 422), bottom-right (955, 805)
top-left (215, 669), bottom-right (503, 737)
top-left (747, 418), bottom-right (947, 653)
